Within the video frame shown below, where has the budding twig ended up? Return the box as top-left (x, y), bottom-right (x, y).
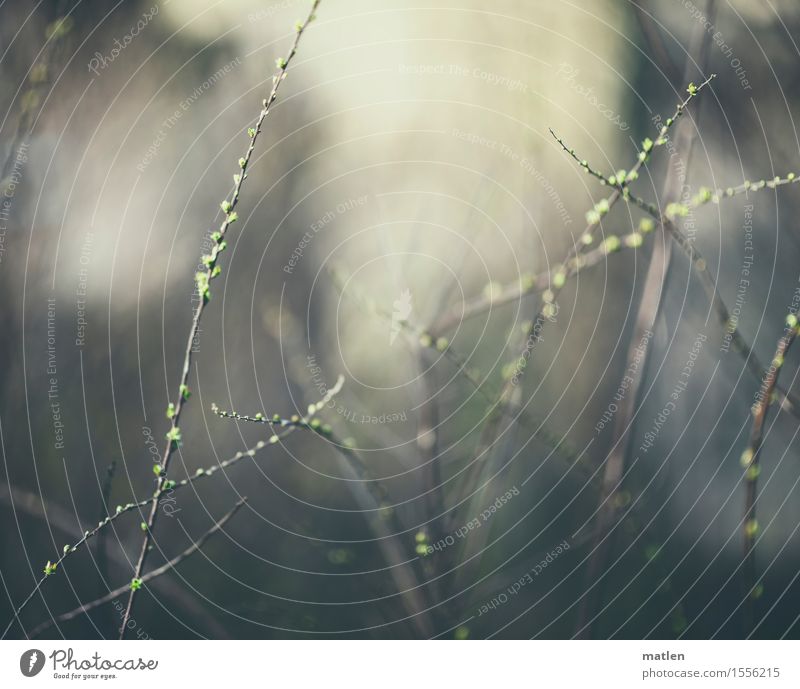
top-left (27, 497), bottom-right (248, 638)
top-left (118, 0), bottom-right (323, 639)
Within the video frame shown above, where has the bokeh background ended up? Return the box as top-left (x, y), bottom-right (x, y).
top-left (2, 0), bottom-right (800, 639)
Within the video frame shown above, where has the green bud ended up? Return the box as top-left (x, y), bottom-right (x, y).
top-left (166, 426), bottom-right (182, 444)
top-left (625, 232), bottom-right (643, 248)
top-left (603, 236), bottom-right (621, 253)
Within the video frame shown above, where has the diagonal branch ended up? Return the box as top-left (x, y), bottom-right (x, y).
top-left (449, 74), bottom-right (715, 586)
top-left (2, 376), bottom-right (342, 638)
top-left (552, 131), bottom-right (800, 418)
top-left (27, 497), bottom-right (248, 638)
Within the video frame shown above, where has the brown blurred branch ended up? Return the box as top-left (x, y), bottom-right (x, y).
top-left (575, 0), bottom-right (717, 638)
top-left (741, 316), bottom-right (798, 634)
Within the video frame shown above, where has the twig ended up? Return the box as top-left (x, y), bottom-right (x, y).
top-left (27, 498), bottom-right (248, 638)
top-left (328, 265), bottom-right (583, 469)
top-left (575, 0), bottom-right (717, 636)
top-left (432, 221), bottom-right (655, 334)
top-left (118, 0), bottom-right (323, 639)
top-left (96, 460), bottom-right (117, 628)
top-left (2, 376), bottom-right (341, 639)
top-left (741, 314), bottom-right (799, 633)
top-left (254, 306), bottom-right (439, 636)
top-left (452, 75), bottom-right (715, 589)
top-left (552, 133), bottom-right (800, 418)
top-left (0, 5), bottom-right (74, 185)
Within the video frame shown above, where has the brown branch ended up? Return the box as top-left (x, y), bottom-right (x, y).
top-left (259, 306), bottom-right (439, 637)
top-left (448, 72), bottom-right (715, 589)
top-left (575, 0), bottom-right (717, 637)
top-left (741, 315), bottom-right (799, 633)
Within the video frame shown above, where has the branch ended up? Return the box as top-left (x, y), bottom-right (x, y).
top-left (2, 377), bottom-right (342, 638)
top-left (328, 265), bottom-right (585, 472)
top-left (551, 132), bottom-right (800, 418)
top-left (253, 304), bottom-right (441, 636)
top-left (27, 497), bottom-right (248, 638)
top-left (432, 220), bottom-right (655, 335)
top-left (118, 0), bottom-right (324, 639)
top-left (450, 77), bottom-right (716, 584)
top-left (741, 315), bottom-right (799, 633)
top-left (576, 0), bottom-right (717, 636)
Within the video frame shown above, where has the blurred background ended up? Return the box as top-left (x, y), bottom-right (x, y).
top-left (2, 0), bottom-right (800, 639)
